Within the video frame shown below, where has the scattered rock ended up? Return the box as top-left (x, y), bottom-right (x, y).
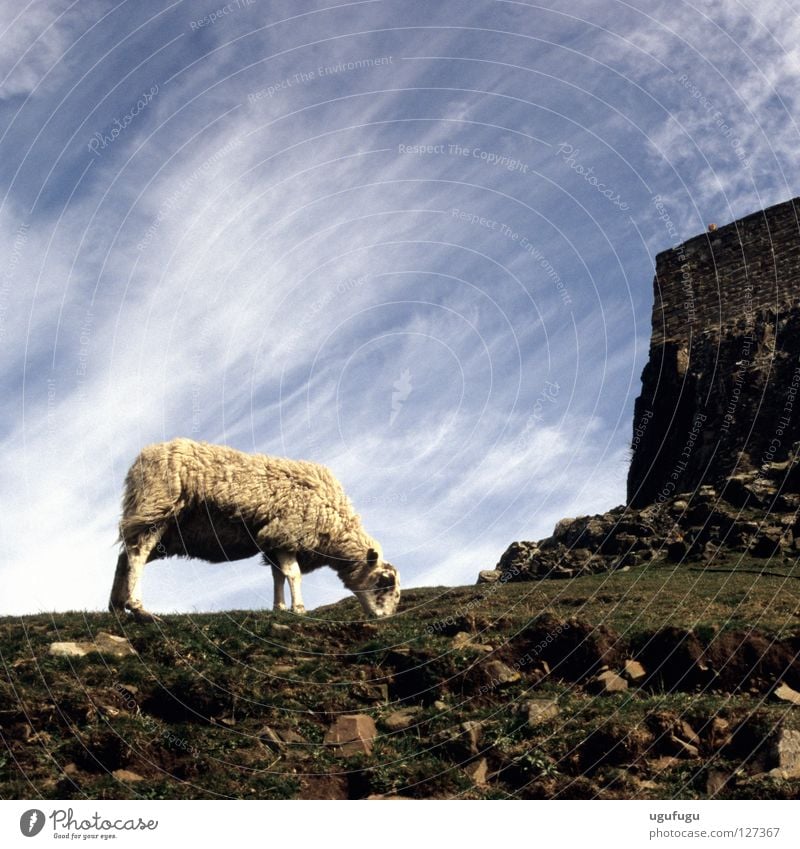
top-left (279, 730), bottom-right (308, 746)
top-left (773, 682), bottom-right (800, 705)
top-left (669, 735), bottom-right (700, 758)
top-left (112, 769), bottom-right (145, 783)
top-left (62, 763), bottom-right (79, 776)
top-left (706, 769), bottom-right (732, 796)
top-left (452, 632), bottom-right (473, 649)
top-left (259, 726), bottom-right (285, 752)
top-left (324, 715), bottom-right (377, 756)
top-left (464, 757), bottom-right (489, 786)
top-left (707, 716), bottom-right (731, 750)
top-left (350, 682), bottom-right (389, 703)
top-left (589, 670), bottom-right (628, 694)
top-left (622, 659), bottom-right (647, 683)
top-left (481, 660), bottom-right (520, 687)
top-left (271, 623), bottom-right (291, 633)
top-left (524, 698), bottom-right (560, 726)
top-left (382, 707), bottom-right (422, 732)
top-left (49, 632), bottom-right (136, 659)
top-left (461, 720), bottom-right (483, 757)
top-left (767, 729), bottom-right (800, 779)
top-left (433, 700), bottom-right (448, 712)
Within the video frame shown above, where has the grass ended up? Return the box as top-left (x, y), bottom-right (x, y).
top-left (1, 558), bottom-right (799, 799)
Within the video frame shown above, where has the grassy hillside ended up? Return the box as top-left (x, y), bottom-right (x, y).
top-left (2, 558), bottom-right (800, 799)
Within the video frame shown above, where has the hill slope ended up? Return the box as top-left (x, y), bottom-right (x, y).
top-left (2, 562), bottom-right (800, 800)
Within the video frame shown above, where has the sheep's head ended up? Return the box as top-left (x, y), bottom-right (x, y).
top-left (358, 549), bottom-right (400, 618)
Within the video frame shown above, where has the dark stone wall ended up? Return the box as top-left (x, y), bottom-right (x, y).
top-left (628, 197), bottom-right (800, 507)
top-left (650, 197), bottom-right (800, 347)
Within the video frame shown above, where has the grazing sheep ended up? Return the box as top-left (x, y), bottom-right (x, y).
top-left (109, 438), bottom-right (400, 621)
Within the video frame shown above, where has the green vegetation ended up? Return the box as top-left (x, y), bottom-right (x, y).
top-left (1, 560), bottom-right (799, 799)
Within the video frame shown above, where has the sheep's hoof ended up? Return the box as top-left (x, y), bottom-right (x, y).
top-left (292, 605), bottom-right (306, 615)
top-left (274, 603), bottom-right (287, 612)
top-left (129, 606), bottom-right (162, 623)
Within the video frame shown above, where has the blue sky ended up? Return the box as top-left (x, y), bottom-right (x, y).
top-left (1, 0), bottom-right (797, 615)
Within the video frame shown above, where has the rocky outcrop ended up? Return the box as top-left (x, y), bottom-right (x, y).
top-left (485, 197), bottom-right (800, 585)
top-left (483, 461), bottom-right (800, 583)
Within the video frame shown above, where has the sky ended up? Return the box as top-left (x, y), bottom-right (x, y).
top-left (0, 0), bottom-right (798, 615)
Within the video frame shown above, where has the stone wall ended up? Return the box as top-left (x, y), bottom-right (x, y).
top-left (628, 196), bottom-right (800, 507)
top-left (651, 197), bottom-right (800, 347)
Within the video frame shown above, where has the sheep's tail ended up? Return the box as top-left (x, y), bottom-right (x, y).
top-left (116, 447), bottom-right (183, 544)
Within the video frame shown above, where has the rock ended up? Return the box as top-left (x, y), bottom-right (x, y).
top-left (589, 670), bottom-right (628, 694)
top-left (350, 682), bottom-right (389, 703)
top-left (49, 632), bottom-right (136, 659)
top-left (464, 757), bottom-right (489, 786)
top-left (63, 763), bottom-right (79, 776)
top-left (524, 698), bottom-right (559, 726)
top-left (271, 623), bottom-right (291, 632)
top-left (706, 769), bottom-right (731, 796)
top-left (452, 632), bottom-right (473, 649)
top-left (482, 660), bottom-right (520, 687)
top-left (461, 720), bottom-right (483, 757)
top-left (477, 570), bottom-right (501, 584)
top-left (767, 729), bottom-right (800, 779)
top-left (112, 769), bottom-right (145, 782)
top-left (773, 682), bottom-right (800, 705)
top-left (324, 715), bottom-right (377, 756)
top-left (622, 659), bottom-right (647, 683)
top-left (259, 726), bottom-right (285, 752)
top-left (669, 735), bottom-right (700, 758)
top-left (708, 716), bottom-right (731, 750)
top-left (382, 707), bottom-right (422, 732)
top-left (278, 730), bottom-right (308, 746)
top-left (678, 720), bottom-right (700, 746)
top-left (433, 700), bottom-right (448, 711)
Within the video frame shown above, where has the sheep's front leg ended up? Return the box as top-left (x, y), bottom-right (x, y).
top-left (273, 550), bottom-right (305, 615)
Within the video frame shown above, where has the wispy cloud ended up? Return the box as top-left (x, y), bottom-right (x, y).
top-left (0, 0), bottom-right (796, 615)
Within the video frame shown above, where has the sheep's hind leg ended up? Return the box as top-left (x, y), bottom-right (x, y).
top-left (109, 551), bottom-right (130, 613)
top-left (271, 564), bottom-right (287, 611)
top-left (122, 528), bottom-right (164, 622)
top-left (273, 550), bottom-right (305, 615)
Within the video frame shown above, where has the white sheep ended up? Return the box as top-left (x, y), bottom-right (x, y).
top-left (109, 438), bottom-right (400, 621)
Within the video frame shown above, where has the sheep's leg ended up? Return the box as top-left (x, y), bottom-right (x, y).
top-left (271, 564), bottom-right (287, 611)
top-left (109, 551), bottom-right (130, 613)
top-left (273, 550), bottom-right (305, 615)
top-left (123, 528), bottom-right (164, 622)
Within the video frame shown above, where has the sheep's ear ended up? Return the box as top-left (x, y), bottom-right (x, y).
top-left (367, 548), bottom-right (379, 567)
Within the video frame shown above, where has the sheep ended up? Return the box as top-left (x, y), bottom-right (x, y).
top-left (109, 438), bottom-right (400, 621)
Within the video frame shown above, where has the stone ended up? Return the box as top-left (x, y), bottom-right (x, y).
top-left (382, 707), bottom-right (422, 732)
top-left (452, 632), bottom-right (473, 649)
top-left (773, 682), bottom-right (800, 705)
top-left (482, 660), bottom-right (520, 687)
top-left (350, 682), bottom-right (389, 703)
top-left (708, 716), bottom-right (731, 750)
top-left (112, 769), bottom-right (145, 782)
top-left (433, 700), bottom-right (448, 711)
top-left (461, 720), bottom-right (483, 757)
top-left (271, 623), bottom-right (291, 632)
top-left (477, 570), bottom-right (501, 584)
top-left (259, 726), bottom-right (284, 752)
top-left (63, 763), bottom-right (79, 776)
top-left (278, 730), bottom-right (308, 746)
top-left (464, 757), bottom-right (489, 786)
top-left (622, 659), bottom-right (647, 682)
top-left (706, 769), bottom-right (731, 796)
top-left (524, 698), bottom-right (560, 726)
top-left (589, 670), bottom-right (628, 694)
top-left (49, 632), bottom-right (136, 659)
top-left (669, 735), bottom-right (700, 758)
top-left (767, 729), bottom-right (800, 779)
top-left (324, 715), bottom-right (378, 756)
